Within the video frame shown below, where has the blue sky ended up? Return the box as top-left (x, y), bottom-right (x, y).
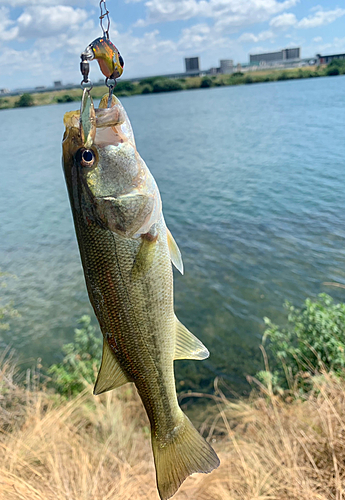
top-left (0, 0), bottom-right (345, 90)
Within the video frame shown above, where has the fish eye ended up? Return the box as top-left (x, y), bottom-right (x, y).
top-left (76, 148), bottom-right (95, 168)
top-left (119, 54), bottom-right (124, 68)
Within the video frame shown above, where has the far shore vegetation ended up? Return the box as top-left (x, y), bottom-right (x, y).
top-left (1, 59), bottom-right (345, 111)
top-left (2, 261), bottom-right (345, 498)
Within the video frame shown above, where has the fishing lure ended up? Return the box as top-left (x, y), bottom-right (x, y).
top-left (84, 37), bottom-right (124, 80)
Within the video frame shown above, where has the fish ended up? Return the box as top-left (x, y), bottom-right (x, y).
top-left (62, 90), bottom-right (220, 500)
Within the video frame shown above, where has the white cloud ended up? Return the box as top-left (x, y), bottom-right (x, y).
top-left (16, 6), bottom-right (88, 38)
top-left (136, 0), bottom-right (299, 29)
top-left (0, 0), bottom-right (95, 5)
top-left (177, 22), bottom-right (231, 51)
top-left (313, 36), bottom-right (322, 42)
top-left (297, 7), bottom-right (345, 28)
top-left (317, 36), bottom-right (345, 53)
top-left (0, 7), bottom-right (19, 41)
top-left (238, 30), bottom-right (275, 43)
top-left (269, 12), bottom-right (297, 29)
top-left (178, 23), bottom-right (211, 50)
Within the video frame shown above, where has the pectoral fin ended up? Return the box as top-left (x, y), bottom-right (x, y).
top-left (93, 340), bottom-right (130, 395)
top-left (131, 230), bottom-right (158, 280)
top-left (167, 228), bottom-right (184, 275)
top-left (174, 317), bottom-right (209, 360)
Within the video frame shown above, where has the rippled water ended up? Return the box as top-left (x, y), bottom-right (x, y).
top-left (1, 76), bottom-right (345, 393)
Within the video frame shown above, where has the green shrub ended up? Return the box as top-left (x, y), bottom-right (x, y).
top-left (56, 94), bottom-right (75, 103)
top-left (139, 76), bottom-right (163, 86)
top-left (0, 98), bottom-right (10, 110)
top-left (48, 315), bottom-right (102, 396)
top-left (277, 72), bottom-right (289, 81)
top-left (141, 84), bottom-right (153, 94)
top-left (327, 59), bottom-right (345, 74)
top-left (327, 66), bottom-right (340, 76)
top-left (200, 77), bottom-right (213, 88)
top-left (152, 79), bottom-right (183, 93)
top-left (15, 93), bottom-right (34, 107)
top-left (115, 81), bottom-right (135, 93)
top-left (257, 294), bottom-right (345, 391)
top-left (244, 75), bottom-right (253, 84)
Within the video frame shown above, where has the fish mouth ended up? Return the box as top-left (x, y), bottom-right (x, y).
top-left (63, 92), bottom-right (130, 155)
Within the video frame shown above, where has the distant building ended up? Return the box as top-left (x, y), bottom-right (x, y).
top-left (250, 47), bottom-right (300, 64)
top-left (54, 81), bottom-right (62, 88)
top-left (316, 52), bottom-right (345, 64)
top-left (185, 57), bottom-right (200, 72)
top-left (220, 59), bottom-right (234, 74)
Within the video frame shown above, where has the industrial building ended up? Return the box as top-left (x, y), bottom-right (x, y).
top-left (316, 53), bottom-right (345, 64)
top-left (219, 60), bottom-right (234, 74)
top-left (184, 57), bottom-right (200, 72)
top-left (250, 48), bottom-right (300, 64)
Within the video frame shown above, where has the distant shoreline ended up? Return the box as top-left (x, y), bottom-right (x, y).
top-left (1, 62), bottom-right (344, 111)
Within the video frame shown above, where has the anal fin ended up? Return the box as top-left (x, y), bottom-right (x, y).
top-left (174, 317), bottom-right (209, 360)
top-left (94, 339), bottom-right (130, 395)
top-left (167, 228), bottom-right (183, 275)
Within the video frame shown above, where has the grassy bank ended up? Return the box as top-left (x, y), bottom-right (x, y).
top-left (1, 60), bottom-right (344, 111)
top-left (2, 349), bottom-right (345, 499)
top-left (2, 293), bottom-right (345, 499)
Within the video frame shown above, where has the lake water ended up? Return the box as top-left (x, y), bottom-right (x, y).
top-left (1, 76), bottom-right (345, 393)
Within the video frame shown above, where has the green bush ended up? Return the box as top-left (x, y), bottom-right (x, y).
top-left (56, 94), bottom-right (75, 103)
top-left (327, 59), bottom-right (345, 74)
top-left (277, 72), bottom-right (289, 81)
top-left (244, 75), bottom-right (253, 84)
top-left (115, 81), bottom-right (135, 93)
top-left (200, 77), bottom-right (213, 88)
top-left (152, 79), bottom-right (183, 93)
top-left (327, 66), bottom-right (340, 76)
top-left (139, 76), bottom-right (163, 86)
top-left (48, 315), bottom-right (102, 396)
top-left (257, 294), bottom-right (345, 391)
top-left (141, 84), bottom-right (153, 94)
top-left (15, 93), bottom-right (34, 107)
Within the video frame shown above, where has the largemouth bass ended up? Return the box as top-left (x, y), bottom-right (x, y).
top-left (62, 91), bottom-right (220, 499)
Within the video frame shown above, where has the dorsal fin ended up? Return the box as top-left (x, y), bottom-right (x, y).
top-left (93, 340), bottom-right (130, 395)
top-left (167, 228), bottom-right (184, 275)
top-left (174, 317), bottom-right (209, 360)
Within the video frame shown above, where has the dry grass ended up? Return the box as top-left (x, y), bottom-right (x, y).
top-left (1, 350), bottom-right (345, 500)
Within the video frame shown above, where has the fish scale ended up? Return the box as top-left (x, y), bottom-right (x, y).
top-left (74, 202), bottom-right (178, 437)
top-left (62, 94), bottom-right (219, 500)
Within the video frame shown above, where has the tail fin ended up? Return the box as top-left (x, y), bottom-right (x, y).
top-left (151, 413), bottom-right (220, 500)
